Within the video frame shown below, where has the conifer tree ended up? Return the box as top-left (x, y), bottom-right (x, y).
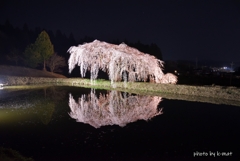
top-left (34, 30), bottom-right (54, 70)
top-left (24, 44), bottom-right (41, 68)
top-left (24, 30), bottom-right (54, 70)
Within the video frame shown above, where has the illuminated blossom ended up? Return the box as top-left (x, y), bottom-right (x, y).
top-left (68, 40), bottom-right (177, 85)
top-left (159, 73), bottom-right (178, 84)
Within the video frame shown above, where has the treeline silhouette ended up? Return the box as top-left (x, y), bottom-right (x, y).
top-left (0, 20), bottom-right (162, 76)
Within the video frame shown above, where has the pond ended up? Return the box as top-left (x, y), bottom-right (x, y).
top-left (0, 86), bottom-right (239, 161)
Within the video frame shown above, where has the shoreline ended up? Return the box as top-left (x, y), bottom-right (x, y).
top-left (1, 75), bottom-right (240, 106)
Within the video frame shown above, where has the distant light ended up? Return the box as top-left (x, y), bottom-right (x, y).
top-left (0, 83), bottom-right (5, 89)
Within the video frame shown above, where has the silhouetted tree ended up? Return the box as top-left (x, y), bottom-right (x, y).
top-left (124, 41), bottom-right (163, 60)
top-left (46, 52), bottom-right (66, 73)
top-left (4, 20), bottom-right (14, 34)
top-left (6, 48), bottom-right (21, 65)
top-left (68, 33), bottom-right (76, 45)
top-left (23, 44), bottom-right (41, 68)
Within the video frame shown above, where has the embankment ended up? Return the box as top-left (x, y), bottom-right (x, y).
top-left (1, 75), bottom-right (240, 106)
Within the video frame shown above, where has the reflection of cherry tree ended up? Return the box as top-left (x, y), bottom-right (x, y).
top-left (69, 90), bottom-right (163, 128)
top-left (68, 40), bottom-right (177, 85)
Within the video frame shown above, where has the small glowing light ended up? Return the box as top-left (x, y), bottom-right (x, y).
top-left (0, 82), bottom-right (8, 89)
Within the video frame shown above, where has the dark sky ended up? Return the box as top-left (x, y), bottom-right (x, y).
top-left (1, 0), bottom-right (240, 63)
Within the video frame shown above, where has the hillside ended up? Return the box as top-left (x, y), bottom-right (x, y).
top-left (0, 65), bottom-right (67, 78)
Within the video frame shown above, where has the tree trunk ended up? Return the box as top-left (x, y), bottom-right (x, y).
top-left (43, 59), bottom-right (46, 71)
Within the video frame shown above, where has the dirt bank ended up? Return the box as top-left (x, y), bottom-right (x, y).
top-left (0, 65), bottom-right (66, 78)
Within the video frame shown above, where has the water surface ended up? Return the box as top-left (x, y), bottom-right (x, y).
top-left (0, 86), bottom-right (239, 161)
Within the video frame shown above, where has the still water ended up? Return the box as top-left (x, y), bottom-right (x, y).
top-left (0, 86), bottom-right (239, 161)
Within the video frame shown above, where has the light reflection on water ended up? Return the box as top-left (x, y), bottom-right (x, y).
top-left (69, 89), bottom-right (163, 128)
top-left (0, 86), bottom-right (239, 160)
top-left (0, 87), bottom-right (163, 127)
top-left (0, 86), bottom-right (66, 126)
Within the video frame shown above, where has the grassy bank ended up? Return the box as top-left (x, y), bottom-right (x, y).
top-left (1, 75), bottom-right (240, 106)
top-left (0, 65), bottom-right (66, 78)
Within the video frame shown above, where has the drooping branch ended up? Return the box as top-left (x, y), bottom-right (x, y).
top-left (68, 40), bottom-right (177, 84)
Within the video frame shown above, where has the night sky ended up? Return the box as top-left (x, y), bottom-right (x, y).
top-left (1, 0), bottom-right (240, 64)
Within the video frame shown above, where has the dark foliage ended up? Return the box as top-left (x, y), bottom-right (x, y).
top-left (0, 20), bottom-right (163, 76)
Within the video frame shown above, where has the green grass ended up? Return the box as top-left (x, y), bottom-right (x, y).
top-left (2, 76), bottom-right (240, 106)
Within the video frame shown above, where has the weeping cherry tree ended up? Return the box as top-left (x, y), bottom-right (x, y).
top-left (68, 40), bottom-right (177, 85)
